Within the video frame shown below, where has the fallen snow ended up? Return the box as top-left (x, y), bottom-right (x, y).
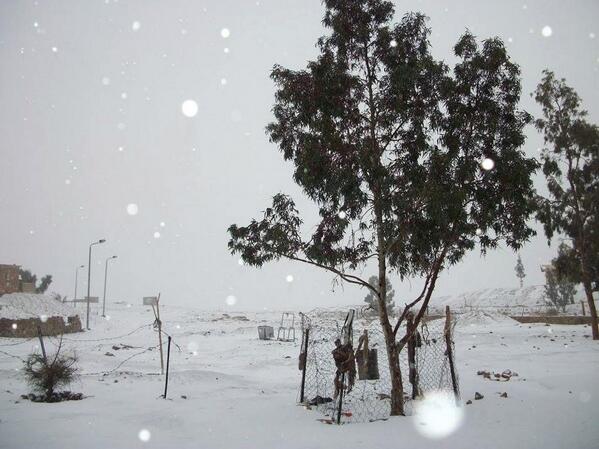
top-left (0, 303), bottom-right (598, 449)
top-left (0, 293), bottom-right (80, 321)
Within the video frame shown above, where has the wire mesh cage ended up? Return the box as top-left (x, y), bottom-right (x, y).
top-left (297, 307), bottom-right (459, 424)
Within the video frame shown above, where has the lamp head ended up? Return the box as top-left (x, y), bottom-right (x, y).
top-left (98, 239), bottom-right (106, 244)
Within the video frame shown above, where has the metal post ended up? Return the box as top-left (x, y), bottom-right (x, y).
top-left (102, 256), bottom-right (117, 317)
top-left (444, 306), bottom-right (459, 400)
top-left (581, 300), bottom-right (586, 316)
top-left (74, 265), bottom-right (83, 307)
top-left (299, 327), bottom-right (310, 403)
top-left (86, 239), bottom-right (105, 330)
top-left (163, 336), bottom-right (172, 399)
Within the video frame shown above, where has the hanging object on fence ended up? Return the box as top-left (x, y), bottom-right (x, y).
top-left (355, 329), bottom-right (379, 380)
top-left (332, 310), bottom-right (356, 398)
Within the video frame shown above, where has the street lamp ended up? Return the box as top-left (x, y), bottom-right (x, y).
top-left (102, 255), bottom-right (118, 317)
top-left (73, 264), bottom-right (85, 307)
top-left (86, 238), bottom-right (106, 330)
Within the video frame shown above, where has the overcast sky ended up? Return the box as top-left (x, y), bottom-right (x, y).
top-left (1, 0), bottom-right (597, 312)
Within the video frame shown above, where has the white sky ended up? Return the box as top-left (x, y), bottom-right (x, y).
top-left (0, 0), bottom-right (597, 311)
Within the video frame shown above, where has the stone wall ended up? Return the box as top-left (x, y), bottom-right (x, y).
top-left (0, 315), bottom-right (82, 338)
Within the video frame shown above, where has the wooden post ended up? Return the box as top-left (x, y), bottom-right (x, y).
top-left (152, 293), bottom-right (164, 375)
top-left (581, 300), bottom-right (586, 316)
top-left (163, 336), bottom-right (172, 399)
top-left (336, 372), bottom-right (345, 425)
top-left (444, 306), bottom-right (459, 400)
top-left (36, 325), bottom-right (47, 363)
top-left (407, 314), bottom-right (419, 399)
top-left (299, 327), bottom-right (309, 403)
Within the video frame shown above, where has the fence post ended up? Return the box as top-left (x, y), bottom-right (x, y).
top-left (299, 327), bottom-right (310, 403)
top-left (36, 325), bottom-right (47, 363)
top-left (581, 301), bottom-right (586, 316)
top-left (444, 306), bottom-right (459, 401)
top-left (336, 372), bottom-right (345, 425)
top-left (407, 314), bottom-right (419, 399)
top-left (163, 336), bottom-right (172, 399)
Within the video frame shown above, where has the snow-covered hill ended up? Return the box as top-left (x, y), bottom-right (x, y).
top-left (430, 284), bottom-right (593, 315)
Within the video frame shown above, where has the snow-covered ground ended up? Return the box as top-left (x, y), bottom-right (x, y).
top-left (1, 303), bottom-right (598, 449)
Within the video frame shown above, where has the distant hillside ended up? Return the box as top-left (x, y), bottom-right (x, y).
top-left (430, 284), bottom-right (593, 315)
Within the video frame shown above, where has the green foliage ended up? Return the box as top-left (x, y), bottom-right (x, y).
top-left (23, 346), bottom-right (78, 401)
top-left (534, 70), bottom-right (598, 283)
top-left (515, 254), bottom-right (526, 288)
top-left (36, 275), bottom-right (53, 294)
top-left (229, 0), bottom-right (537, 284)
top-left (364, 275), bottom-right (395, 315)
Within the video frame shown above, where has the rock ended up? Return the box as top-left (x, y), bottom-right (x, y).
top-left (113, 379), bottom-right (118, 383)
top-left (494, 373), bottom-right (501, 379)
top-left (474, 392), bottom-right (484, 400)
top-left (466, 400), bottom-right (472, 405)
top-left (501, 370), bottom-right (512, 379)
top-left (181, 395), bottom-right (187, 399)
top-left (483, 372), bottom-right (491, 379)
top-left (500, 392), bottom-right (508, 398)
top-left (105, 352), bottom-right (115, 357)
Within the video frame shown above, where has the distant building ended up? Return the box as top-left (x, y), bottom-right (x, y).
top-left (0, 264), bottom-right (21, 295)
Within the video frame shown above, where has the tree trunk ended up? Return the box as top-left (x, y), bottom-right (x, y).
top-left (582, 275), bottom-right (598, 340)
top-left (383, 321), bottom-right (405, 415)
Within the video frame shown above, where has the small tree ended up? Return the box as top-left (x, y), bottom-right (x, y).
top-left (229, 0), bottom-right (537, 415)
top-left (534, 70), bottom-right (599, 339)
top-left (36, 275), bottom-right (53, 294)
top-left (515, 254), bottom-right (526, 288)
top-left (543, 264), bottom-right (576, 312)
top-left (23, 339), bottom-right (78, 401)
top-left (364, 276), bottom-right (395, 315)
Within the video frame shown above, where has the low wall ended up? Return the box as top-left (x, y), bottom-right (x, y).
top-left (0, 315), bottom-right (82, 338)
top-left (510, 316), bottom-right (592, 325)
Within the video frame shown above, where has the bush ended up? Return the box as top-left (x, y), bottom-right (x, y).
top-left (23, 341), bottom-right (78, 402)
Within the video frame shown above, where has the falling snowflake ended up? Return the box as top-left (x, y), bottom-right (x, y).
top-left (226, 295), bottom-right (237, 306)
top-left (220, 78), bottom-right (227, 86)
top-left (138, 429), bottom-right (151, 442)
top-left (412, 391), bottom-right (463, 439)
top-left (12, 323), bottom-right (18, 330)
top-left (153, 231), bottom-right (161, 239)
top-left (118, 146), bottom-right (124, 152)
top-left (338, 211), bottom-right (347, 219)
top-left (238, 259), bottom-right (244, 266)
top-left (40, 315), bottom-right (48, 323)
top-left (220, 28), bottom-right (230, 38)
top-left (389, 39), bottom-right (397, 48)
top-left (51, 46), bottom-right (58, 53)
top-left (181, 99), bottom-right (198, 117)
top-left (286, 275), bottom-right (294, 283)
top-left (132, 21), bottom-right (141, 32)
top-left (481, 158), bottom-right (495, 171)
top-left (65, 179), bottom-right (71, 185)
top-left (101, 76), bottom-right (111, 86)
top-left (475, 228), bottom-right (483, 236)
top-left (121, 92), bottom-right (128, 100)
top-left (590, 32), bottom-right (596, 39)
top-left (160, 222), bottom-right (166, 227)
top-left (126, 203), bottom-right (139, 216)
top-left (224, 47), bottom-right (230, 54)
top-left (541, 26), bottom-right (552, 37)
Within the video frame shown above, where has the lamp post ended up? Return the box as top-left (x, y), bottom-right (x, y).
top-left (86, 239), bottom-right (106, 330)
top-left (102, 255), bottom-right (117, 317)
top-left (73, 264), bottom-right (85, 307)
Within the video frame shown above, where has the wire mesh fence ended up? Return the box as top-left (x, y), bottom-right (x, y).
top-left (297, 307), bottom-right (459, 424)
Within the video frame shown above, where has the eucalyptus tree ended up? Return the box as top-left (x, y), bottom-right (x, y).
top-left (228, 0), bottom-right (537, 414)
top-left (534, 70), bottom-right (599, 339)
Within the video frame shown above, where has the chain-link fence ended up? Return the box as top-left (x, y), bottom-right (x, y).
top-left (297, 307), bottom-right (459, 424)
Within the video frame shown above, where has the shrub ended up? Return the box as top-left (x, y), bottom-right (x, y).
top-left (23, 341), bottom-right (78, 401)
